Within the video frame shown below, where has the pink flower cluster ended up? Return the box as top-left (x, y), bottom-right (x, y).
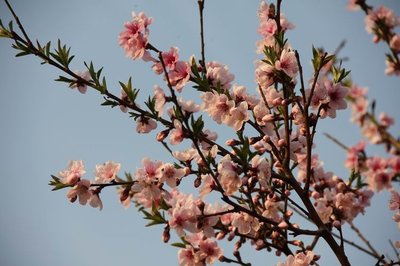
top-left (119, 12), bottom-right (153, 60)
top-left (349, 2), bottom-right (400, 76)
top-left (307, 77), bottom-right (348, 119)
top-left (348, 84), bottom-right (396, 147)
top-left (277, 250), bottom-right (315, 266)
top-left (58, 160), bottom-right (121, 210)
top-left (345, 141), bottom-right (400, 192)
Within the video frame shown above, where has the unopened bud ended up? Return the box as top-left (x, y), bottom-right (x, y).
top-left (120, 188), bottom-right (130, 202)
top-left (70, 195), bottom-right (77, 203)
top-left (292, 240), bottom-right (303, 247)
top-left (277, 139), bottom-right (286, 147)
top-left (268, 3), bottom-right (275, 18)
top-left (226, 139), bottom-right (239, 146)
top-left (249, 137), bottom-right (261, 145)
top-left (333, 220), bottom-right (341, 229)
top-left (234, 241), bottom-right (242, 252)
top-left (156, 129), bottom-right (169, 142)
top-left (337, 182), bottom-right (346, 192)
top-left (278, 221), bottom-right (288, 229)
top-left (275, 250), bottom-right (282, 256)
top-left (194, 176), bottom-right (202, 188)
top-left (227, 231), bottom-right (235, 241)
top-left (311, 191), bottom-right (320, 199)
top-left (162, 225), bottom-right (170, 243)
top-left (196, 199), bottom-right (205, 211)
top-left (262, 135), bottom-right (271, 143)
top-left (216, 231), bottom-right (226, 240)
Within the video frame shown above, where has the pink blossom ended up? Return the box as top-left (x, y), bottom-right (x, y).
top-left (277, 251), bottom-right (314, 266)
top-left (258, 19), bottom-right (277, 38)
top-left (66, 179), bottom-right (91, 205)
top-left (257, 1), bottom-right (270, 21)
top-left (132, 183), bottom-right (162, 208)
top-left (158, 163), bottom-right (185, 188)
top-left (365, 6), bottom-right (399, 35)
top-left (119, 88), bottom-right (131, 113)
top-left (385, 59), bottom-right (400, 76)
top-left (118, 187), bottom-right (132, 209)
top-left (69, 70), bottom-right (91, 94)
top-left (275, 49), bottom-right (298, 79)
top-left (347, 0), bottom-right (359, 11)
top-left (199, 174), bottom-right (214, 198)
top-left (321, 80), bottom-right (348, 118)
top-left (379, 112), bottom-right (394, 128)
top-left (119, 12), bottom-right (152, 60)
top-left (136, 157), bottom-right (163, 182)
top-left (153, 85), bottom-right (166, 116)
top-left (231, 212), bottom-right (260, 235)
top-left (251, 155), bottom-right (271, 188)
top-left (206, 61), bottom-right (235, 91)
top-left (232, 85), bottom-right (259, 108)
top-left (136, 117), bottom-right (157, 133)
top-left (263, 196), bottom-right (283, 222)
top-left (173, 148), bottom-right (198, 162)
top-left (255, 61), bottom-right (275, 89)
top-left (350, 97), bottom-right (368, 124)
top-left (389, 157), bottom-right (400, 174)
top-left (178, 97), bottom-right (200, 114)
top-left (89, 191), bottom-right (103, 210)
top-left (218, 155), bottom-right (241, 195)
top-left (264, 86), bottom-right (284, 109)
top-left (201, 92), bottom-right (235, 125)
top-left (94, 161), bottom-right (121, 183)
top-left (390, 34), bottom-right (400, 52)
top-left (153, 47), bottom-right (179, 71)
top-left (225, 101), bottom-right (249, 131)
top-left (198, 238), bottom-right (223, 264)
top-left (178, 246), bottom-right (204, 266)
top-left (345, 140), bottom-right (366, 171)
top-left (361, 120), bottom-right (381, 144)
top-left (59, 160), bottom-right (86, 186)
top-left (315, 198), bottom-right (333, 224)
top-left (349, 84), bottom-right (368, 99)
top-left (389, 189), bottom-right (400, 211)
top-left (168, 61), bottom-right (191, 92)
top-left (170, 120), bottom-right (185, 145)
top-left (167, 192), bottom-right (199, 236)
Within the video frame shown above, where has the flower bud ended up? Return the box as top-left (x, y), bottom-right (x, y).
top-left (156, 129), bottom-right (169, 142)
top-left (162, 225), bottom-right (170, 243)
top-left (278, 221), bottom-right (288, 229)
top-left (194, 176), bottom-right (202, 188)
top-left (225, 139), bottom-right (239, 146)
top-left (262, 135), bottom-right (271, 143)
top-left (333, 220), bottom-right (341, 229)
top-left (216, 231), bottom-right (226, 240)
top-left (119, 187), bottom-right (130, 202)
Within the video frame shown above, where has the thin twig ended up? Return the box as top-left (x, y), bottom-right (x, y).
top-left (197, 0), bottom-right (206, 73)
top-left (349, 221), bottom-right (381, 258)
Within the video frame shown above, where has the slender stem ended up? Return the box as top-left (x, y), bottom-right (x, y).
top-left (197, 0), bottom-right (206, 74)
top-left (349, 221), bottom-right (381, 258)
top-left (323, 133), bottom-right (349, 151)
top-left (4, 0), bottom-right (32, 45)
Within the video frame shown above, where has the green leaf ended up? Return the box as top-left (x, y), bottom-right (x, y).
top-left (55, 75), bottom-right (74, 83)
top-left (48, 175), bottom-right (70, 191)
top-left (171, 243), bottom-right (186, 248)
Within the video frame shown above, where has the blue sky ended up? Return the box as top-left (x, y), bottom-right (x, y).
top-left (0, 0), bottom-right (399, 265)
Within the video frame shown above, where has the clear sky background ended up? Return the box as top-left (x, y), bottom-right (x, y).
top-left (0, 0), bottom-right (399, 265)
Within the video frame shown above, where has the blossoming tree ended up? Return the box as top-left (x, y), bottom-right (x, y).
top-left (0, 0), bottom-right (399, 265)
